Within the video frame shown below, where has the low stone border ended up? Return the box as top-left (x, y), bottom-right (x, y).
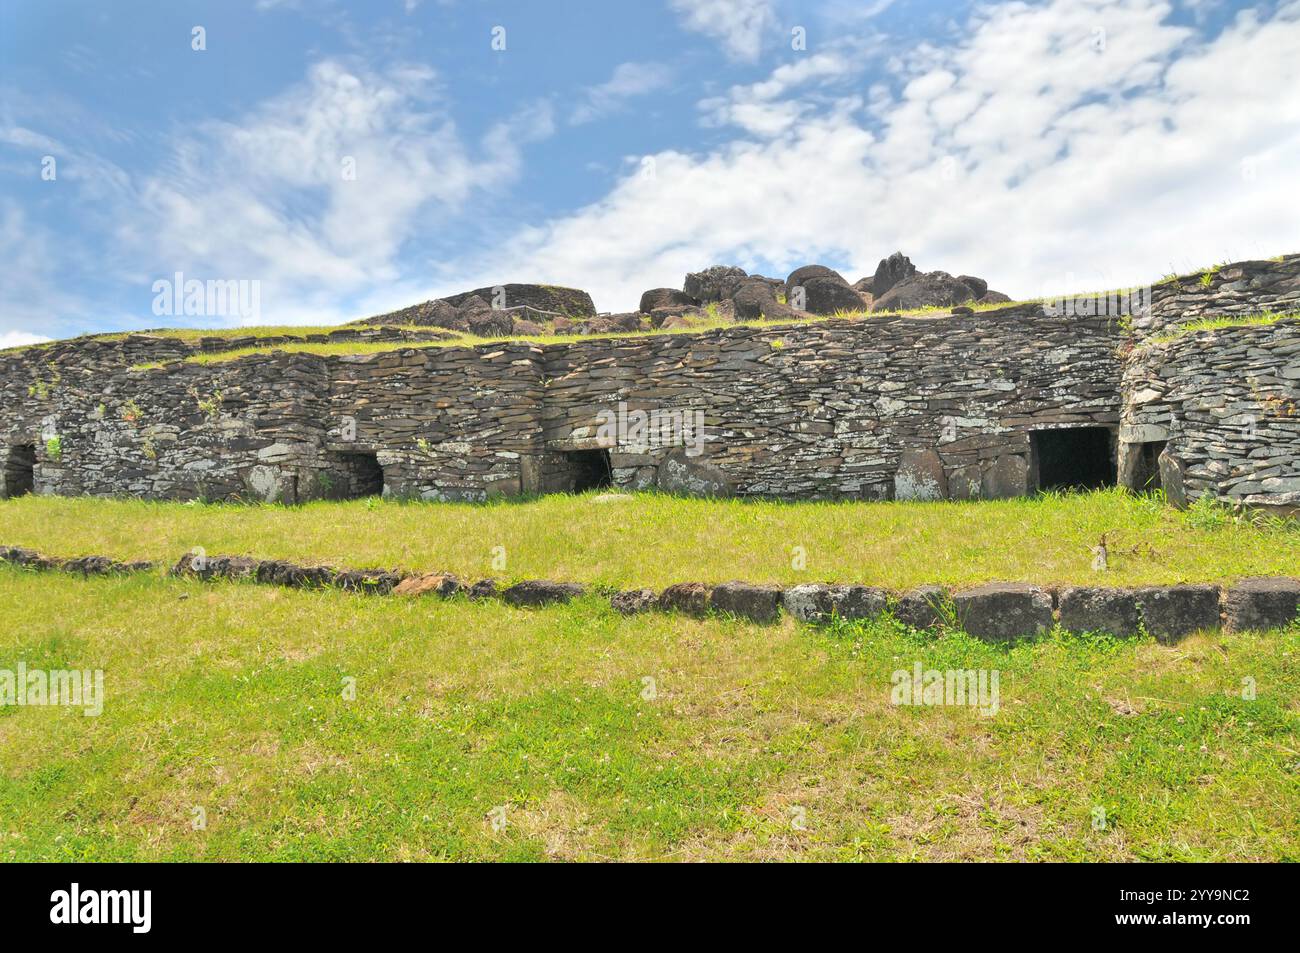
top-left (2, 545), bottom-right (1298, 640)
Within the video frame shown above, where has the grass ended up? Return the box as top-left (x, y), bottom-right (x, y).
top-left (52, 298), bottom-right (1046, 369)
top-left (1143, 310), bottom-right (1299, 345)
top-left (1, 568), bottom-right (1295, 861)
top-left (2, 488), bottom-right (1297, 589)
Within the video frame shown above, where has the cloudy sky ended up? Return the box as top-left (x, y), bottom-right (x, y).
top-left (1, 0), bottom-right (1298, 345)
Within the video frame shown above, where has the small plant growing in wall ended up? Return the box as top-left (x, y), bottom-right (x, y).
top-left (121, 398), bottom-right (143, 424)
top-left (416, 437), bottom-right (433, 456)
top-left (141, 437), bottom-right (157, 461)
top-left (1199, 265), bottom-right (1219, 288)
top-left (45, 435), bottom-right (63, 463)
top-left (192, 387), bottom-right (223, 420)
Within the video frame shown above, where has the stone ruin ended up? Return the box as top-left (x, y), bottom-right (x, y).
top-left (2, 253), bottom-right (1298, 515)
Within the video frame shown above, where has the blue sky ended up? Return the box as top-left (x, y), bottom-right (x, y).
top-left (2, 0), bottom-right (1298, 344)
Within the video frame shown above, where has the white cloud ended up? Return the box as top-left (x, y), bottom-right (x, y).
top-left (571, 62), bottom-right (673, 125)
top-left (669, 0), bottom-right (779, 62)
top-left (121, 60), bottom-right (549, 325)
top-left (0, 331), bottom-right (51, 350)
top-left (457, 0), bottom-right (1300, 309)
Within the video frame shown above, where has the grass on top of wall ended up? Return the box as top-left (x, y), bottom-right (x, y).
top-left (1, 489), bottom-right (1296, 589)
top-left (1, 569), bottom-right (1296, 861)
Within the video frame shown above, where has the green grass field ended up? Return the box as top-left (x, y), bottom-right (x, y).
top-left (2, 489), bottom-right (1296, 589)
top-left (1, 568), bottom-right (1296, 861)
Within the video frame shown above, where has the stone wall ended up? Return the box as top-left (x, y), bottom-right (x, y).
top-left (3, 253), bottom-right (1300, 508)
top-left (1120, 318), bottom-right (1300, 513)
top-left (541, 304), bottom-right (1122, 500)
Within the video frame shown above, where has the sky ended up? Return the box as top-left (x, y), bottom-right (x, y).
top-left (1, 0), bottom-right (1298, 346)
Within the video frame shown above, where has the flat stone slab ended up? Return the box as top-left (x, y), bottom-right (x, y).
top-left (782, 584), bottom-right (890, 623)
top-left (953, 583), bottom-right (1053, 640)
top-left (1058, 587), bottom-right (1141, 637)
top-left (1134, 584), bottom-right (1221, 642)
top-left (710, 581), bottom-right (782, 622)
top-left (895, 585), bottom-right (948, 630)
top-left (1225, 577), bottom-right (1300, 632)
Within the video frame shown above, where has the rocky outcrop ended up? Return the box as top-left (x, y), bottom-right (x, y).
top-left (871, 271), bottom-right (980, 312)
top-left (444, 284), bottom-right (596, 318)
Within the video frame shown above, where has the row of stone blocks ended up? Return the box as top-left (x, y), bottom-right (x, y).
top-left (2, 546), bottom-right (1296, 639)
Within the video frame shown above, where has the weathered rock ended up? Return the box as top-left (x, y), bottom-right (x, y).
top-left (894, 449), bottom-right (947, 501)
top-left (982, 454), bottom-right (1029, 499)
top-left (510, 318), bottom-right (545, 336)
top-left (785, 265), bottom-right (846, 289)
top-left (658, 314), bottom-right (695, 330)
top-left (1058, 587), bottom-right (1141, 636)
top-left (658, 582), bottom-right (711, 616)
top-left (611, 588), bottom-right (658, 614)
top-left (639, 288), bottom-right (697, 313)
top-left (1159, 451), bottom-right (1188, 509)
top-left (783, 583), bottom-right (890, 622)
top-left (730, 281), bottom-right (798, 321)
top-left (502, 579), bottom-right (586, 607)
top-left (655, 448), bottom-right (732, 497)
top-left (871, 271), bottom-right (979, 312)
top-left (1224, 577), bottom-right (1300, 632)
top-left (444, 284), bottom-right (596, 318)
top-left (852, 276), bottom-right (875, 294)
top-left (978, 290), bottom-right (1012, 304)
top-left (894, 585), bottom-right (947, 629)
top-left (1134, 584), bottom-right (1221, 642)
top-left (393, 572), bottom-right (461, 598)
top-left (953, 583), bottom-right (1054, 640)
top-left (684, 266), bottom-right (747, 303)
top-left (467, 579), bottom-right (500, 599)
top-left (255, 560), bottom-right (336, 588)
top-left (335, 569), bottom-right (404, 595)
top-left (958, 275), bottom-right (988, 298)
top-left (872, 252), bottom-right (918, 298)
top-left (799, 276), bottom-right (866, 315)
top-left (710, 581), bottom-right (782, 622)
top-left (605, 312), bottom-right (646, 332)
top-left (467, 309), bottom-right (515, 337)
top-left (359, 298), bottom-right (465, 330)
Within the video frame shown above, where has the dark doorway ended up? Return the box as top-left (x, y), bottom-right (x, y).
top-left (337, 451), bottom-right (384, 498)
top-left (1131, 440), bottom-right (1166, 492)
top-left (564, 449), bottom-right (612, 492)
top-left (1031, 428), bottom-right (1116, 491)
top-left (4, 445), bottom-right (35, 497)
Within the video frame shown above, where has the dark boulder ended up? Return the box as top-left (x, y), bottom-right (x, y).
top-left (511, 318), bottom-right (545, 335)
top-left (684, 266), bottom-right (747, 303)
top-left (502, 579), bottom-right (586, 607)
top-left (467, 309), bottom-right (514, 337)
top-left (444, 284), bottom-right (596, 318)
top-left (894, 585), bottom-right (947, 630)
top-left (979, 291), bottom-right (1012, 305)
top-left (731, 281), bottom-right (787, 321)
top-left (710, 581), bottom-right (782, 623)
top-left (1134, 585), bottom-right (1221, 642)
top-left (872, 252), bottom-right (918, 298)
top-left (658, 582), bottom-right (712, 616)
top-left (605, 312), bottom-right (646, 332)
top-left (871, 271), bottom-right (979, 312)
top-left (611, 588), bottom-right (658, 614)
top-left (639, 288), bottom-right (697, 313)
top-left (953, 583), bottom-right (1054, 641)
top-left (957, 275), bottom-right (988, 298)
top-left (852, 276), bottom-right (874, 294)
top-left (1058, 587), bottom-right (1141, 636)
top-left (1225, 577), bottom-right (1300, 632)
top-left (785, 264), bottom-right (846, 289)
top-left (799, 276), bottom-right (866, 315)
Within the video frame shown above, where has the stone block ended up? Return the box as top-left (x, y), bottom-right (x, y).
top-left (953, 583), bottom-right (1053, 640)
top-left (1225, 577), bottom-right (1300, 632)
top-left (710, 581), bottom-right (782, 622)
top-left (1134, 584), bottom-right (1221, 642)
top-left (1058, 587), bottom-right (1141, 636)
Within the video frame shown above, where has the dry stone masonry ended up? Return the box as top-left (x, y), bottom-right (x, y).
top-left (2, 254), bottom-right (1298, 512)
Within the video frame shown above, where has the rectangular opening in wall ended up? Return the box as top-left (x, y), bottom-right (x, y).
top-left (563, 449), bottom-right (611, 492)
top-left (1030, 427), bottom-right (1116, 491)
top-left (336, 451), bottom-right (385, 498)
top-left (4, 445), bottom-right (35, 497)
